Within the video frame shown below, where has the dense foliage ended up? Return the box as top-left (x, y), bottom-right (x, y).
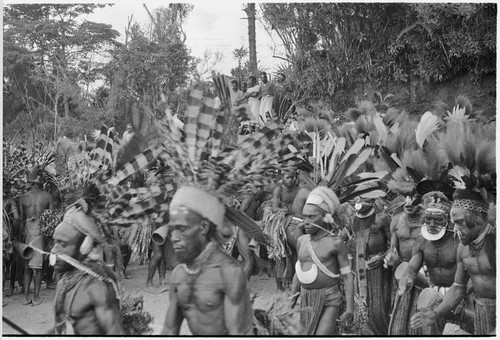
top-left (3, 4), bottom-right (120, 142)
top-left (3, 4), bottom-right (195, 142)
top-left (260, 3), bottom-right (496, 108)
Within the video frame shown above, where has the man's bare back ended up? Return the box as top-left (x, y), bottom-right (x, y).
top-left (19, 187), bottom-right (54, 219)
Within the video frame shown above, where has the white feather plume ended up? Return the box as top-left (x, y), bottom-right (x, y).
top-left (415, 111), bottom-right (439, 148)
top-left (91, 129), bottom-right (101, 141)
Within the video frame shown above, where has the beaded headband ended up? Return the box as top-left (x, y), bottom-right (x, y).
top-left (452, 199), bottom-right (489, 214)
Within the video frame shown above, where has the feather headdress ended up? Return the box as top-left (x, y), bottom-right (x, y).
top-left (3, 140), bottom-right (62, 193)
top-left (438, 118), bottom-right (496, 203)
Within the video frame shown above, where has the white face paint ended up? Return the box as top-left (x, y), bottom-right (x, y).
top-left (421, 225), bottom-right (446, 241)
top-left (49, 253), bottom-right (57, 266)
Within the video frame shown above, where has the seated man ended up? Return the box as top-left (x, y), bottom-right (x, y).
top-left (50, 205), bottom-right (125, 335)
top-left (410, 189), bottom-right (496, 335)
top-left (291, 186), bottom-right (354, 335)
top-left (161, 187), bottom-right (253, 335)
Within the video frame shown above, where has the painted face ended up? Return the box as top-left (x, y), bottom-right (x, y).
top-left (51, 223), bottom-right (85, 273)
top-left (168, 207), bottom-right (205, 263)
top-left (302, 204), bottom-right (326, 235)
top-left (404, 196), bottom-right (421, 214)
top-left (422, 210), bottom-right (448, 240)
top-left (450, 207), bottom-right (478, 246)
top-left (282, 172), bottom-right (297, 188)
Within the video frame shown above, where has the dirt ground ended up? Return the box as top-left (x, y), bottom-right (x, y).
top-left (2, 262), bottom-right (279, 335)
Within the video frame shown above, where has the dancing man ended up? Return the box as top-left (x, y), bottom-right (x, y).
top-left (50, 204), bottom-right (125, 335)
top-left (410, 189), bottom-right (496, 335)
top-left (384, 193), bottom-right (425, 335)
top-left (161, 187), bottom-right (254, 335)
top-left (19, 170), bottom-right (54, 306)
top-left (351, 199), bottom-right (392, 335)
top-left (291, 186), bottom-right (354, 335)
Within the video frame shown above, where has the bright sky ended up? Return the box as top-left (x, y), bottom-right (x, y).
top-left (4, 0), bottom-right (286, 77)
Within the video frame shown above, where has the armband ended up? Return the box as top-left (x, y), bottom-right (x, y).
top-left (452, 282), bottom-right (466, 287)
top-left (340, 266), bottom-right (351, 275)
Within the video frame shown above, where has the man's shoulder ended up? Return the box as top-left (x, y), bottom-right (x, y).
top-left (214, 248), bottom-right (242, 268)
top-left (324, 234), bottom-right (343, 246)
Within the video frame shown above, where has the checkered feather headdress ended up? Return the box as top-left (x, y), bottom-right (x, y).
top-left (91, 76), bottom-right (304, 244)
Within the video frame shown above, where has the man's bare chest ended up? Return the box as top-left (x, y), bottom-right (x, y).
top-left (463, 250), bottom-right (494, 275)
top-left (174, 271), bottom-right (224, 313)
top-left (422, 238), bottom-right (457, 268)
top-left (281, 187), bottom-right (298, 204)
top-left (56, 288), bottom-right (93, 321)
top-left (395, 218), bottom-right (421, 241)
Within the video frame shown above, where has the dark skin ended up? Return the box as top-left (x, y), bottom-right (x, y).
top-left (50, 225), bottom-right (125, 335)
top-left (237, 186), bottom-right (264, 279)
top-left (291, 204), bottom-right (354, 335)
top-left (365, 212), bottom-right (391, 270)
top-left (399, 211), bottom-right (458, 294)
top-left (410, 207), bottom-right (495, 332)
top-left (4, 189), bottom-right (21, 296)
top-left (19, 182), bottom-right (54, 305)
top-left (385, 203), bottom-right (423, 267)
top-left (273, 181), bottom-right (307, 290)
top-left (162, 208), bottom-right (253, 335)
top-left (272, 172), bottom-right (299, 213)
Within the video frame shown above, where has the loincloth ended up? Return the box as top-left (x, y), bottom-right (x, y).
top-left (388, 285), bottom-right (422, 335)
top-left (25, 219), bottom-right (44, 269)
top-left (365, 263), bottom-right (392, 335)
top-left (300, 285), bottom-right (343, 335)
top-left (473, 296), bottom-right (496, 335)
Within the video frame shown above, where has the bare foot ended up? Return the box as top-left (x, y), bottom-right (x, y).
top-left (22, 297), bottom-right (32, 305)
top-left (46, 282), bottom-right (56, 290)
top-left (32, 297), bottom-right (42, 306)
top-left (5, 287), bottom-right (14, 297)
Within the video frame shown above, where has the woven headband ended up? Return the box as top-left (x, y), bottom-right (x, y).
top-left (452, 199), bottom-right (489, 214)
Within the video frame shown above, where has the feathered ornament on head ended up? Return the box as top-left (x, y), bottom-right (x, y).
top-left (3, 140), bottom-right (62, 194)
top-left (103, 73), bottom-right (309, 245)
top-left (297, 109), bottom-right (389, 206)
top-left (386, 110), bottom-right (450, 202)
top-left (435, 104), bottom-right (496, 213)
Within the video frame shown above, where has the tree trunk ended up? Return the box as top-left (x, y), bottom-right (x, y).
top-left (244, 4), bottom-right (258, 76)
top-left (64, 94), bottom-right (70, 118)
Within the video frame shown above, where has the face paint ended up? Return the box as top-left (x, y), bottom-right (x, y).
top-left (49, 253), bottom-right (57, 266)
top-left (421, 225), bottom-right (446, 241)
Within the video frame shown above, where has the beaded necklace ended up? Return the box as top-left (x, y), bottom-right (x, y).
top-left (180, 242), bottom-right (218, 300)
